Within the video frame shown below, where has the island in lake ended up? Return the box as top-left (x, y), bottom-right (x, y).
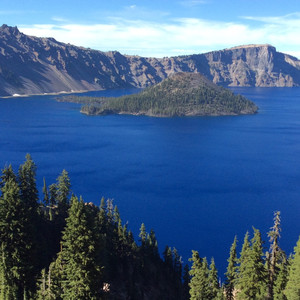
top-left (59, 72), bottom-right (258, 117)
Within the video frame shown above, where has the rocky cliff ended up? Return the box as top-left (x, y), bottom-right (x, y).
top-left (0, 24), bottom-right (300, 96)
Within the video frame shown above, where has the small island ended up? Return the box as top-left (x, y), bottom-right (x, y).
top-left (60, 72), bottom-right (258, 117)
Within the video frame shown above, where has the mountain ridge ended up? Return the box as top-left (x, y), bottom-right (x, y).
top-left (1, 24), bottom-right (300, 96)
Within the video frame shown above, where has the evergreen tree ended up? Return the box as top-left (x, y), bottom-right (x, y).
top-left (236, 229), bottom-right (268, 300)
top-left (189, 250), bottom-right (202, 300)
top-left (267, 211), bottom-right (283, 299)
top-left (139, 223), bottom-right (147, 249)
top-left (215, 288), bottom-right (226, 300)
top-left (48, 184), bottom-right (57, 207)
top-left (59, 196), bottom-right (102, 299)
top-left (145, 229), bottom-right (158, 258)
top-left (42, 177), bottom-right (49, 206)
top-left (284, 236), bottom-right (300, 299)
top-left (36, 253), bottom-right (65, 300)
top-left (273, 253), bottom-right (289, 300)
top-left (225, 236), bottom-right (238, 300)
top-left (0, 177), bottom-right (35, 299)
top-left (182, 264), bottom-right (190, 300)
top-left (189, 251), bottom-right (210, 300)
top-left (55, 170), bottom-right (71, 220)
top-left (173, 247), bottom-right (182, 278)
top-left (208, 257), bottom-right (219, 299)
top-left (163, 246), bottom-right (173, 269)
top-left (18, 154), bottom-right (38, 211)
top-left (0, 165), bottom-right (16, 191)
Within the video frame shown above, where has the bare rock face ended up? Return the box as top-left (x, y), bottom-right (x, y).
top-left (0, 24), bottom-right (300, 96)
top-left (201, 45), bottom-right (300, 87)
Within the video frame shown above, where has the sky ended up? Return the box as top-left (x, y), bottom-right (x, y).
top-left (1, 0), bottom-right (300, 58)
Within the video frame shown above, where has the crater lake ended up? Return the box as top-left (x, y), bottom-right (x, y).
top-left (0, 87), bottom-right (300, 276)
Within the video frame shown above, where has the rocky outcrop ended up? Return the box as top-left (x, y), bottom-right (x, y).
top-left (0, 24), bottom-right (300, 96)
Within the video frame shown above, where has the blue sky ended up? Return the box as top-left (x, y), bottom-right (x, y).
top-left (1, 0), bottom-right (300, 58)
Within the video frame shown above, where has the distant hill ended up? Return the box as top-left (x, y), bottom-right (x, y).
top-left (1, 24), bottom-right (300, 96)
top-left (64, 72), bottom-right (258, 117)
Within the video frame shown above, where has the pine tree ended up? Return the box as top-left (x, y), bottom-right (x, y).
top-left (189, 250), bottom-right (202, 300)
top-left (173, 247), bottom-right (182, 279)
top-left (0, 165), bottom-right (16, 191)
top-left (36, 256), bottom-right (64, 300)
top-left (0, 177), bottom-right (35, 299)
top-left (225, 236), bottom-right (238, 300)
top-left (139, 223), bottom-right (147, 248)
top-left (268, 211), bottom-right (283, 299)
top-left (273, 253), bottom-right (289, 300)
top-left (284, 236), bottom-right (300, 299)
top-left (18, 155), bottom-right (43, 295)
top-left (251, 227), bottom-right (268, 298)
top-left (208, 257), bottom-right (219, 299)
top-left (182, 264), bottom-right (190, 300)
top-left (18, 153), bottom-right (38, 211)
top-left (189, 251), bottom-right (210, 300)
top-left (55, 170), bottom-right (71, 219)
top-left (48, 184), bottom-right (57, 207)
top-left (60, 196), bottom-right (102, 299)
top-left (163, 246), bottom-right (173, 269)
top-left (236, 229), bottom-right (268, 300)
top-left (42, 177), bottom-right (49, 206)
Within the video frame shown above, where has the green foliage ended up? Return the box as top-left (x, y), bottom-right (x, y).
top-left (225, 236), bottom-right (238, 300)
top-left (267, 211), bottom-right (286, 299)
top-left (208, 258), bottom-right (220, 299)
top-left (60, 196), bottom-right (102, 299)
top-left (236, 228), bottom-right (268, 300)
top-left (284, 236), bottom-right (300, 299)
top-left (274, 254), bottom-right (289, 300)
top-left (62, 73), bottom-right (258, 117)
top-left (189, 251), bottom-right (210, 300)
top-left (18, 153), bottom-right (38, 210)
top-left (1, 157), bottom-right (299, 300)
top-left (0, 176), bottom-right (34, 299)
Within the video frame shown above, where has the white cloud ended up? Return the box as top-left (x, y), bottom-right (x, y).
top-left (179, 0), bottom-right (208, 7)
top-left (19, 13), bottom-right (300, 58)
top-left (51, 16), bottom-right (70, 23)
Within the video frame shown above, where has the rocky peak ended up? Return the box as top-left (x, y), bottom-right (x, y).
top-left (0, 24), bottom-right (300, 96)
top-left (227, 44), bottom-right (275, 51)
top-left (0, 24), bottom-right (20, 36)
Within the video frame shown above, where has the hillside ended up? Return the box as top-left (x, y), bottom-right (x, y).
top-left (0, 24), bottom-right (300, 96)
top-left (64, 72), bottom-right (258, 117)
top-left (0, 156), bottom-right (299, 299)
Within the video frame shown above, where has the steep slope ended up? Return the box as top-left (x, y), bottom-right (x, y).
top-left (0, 24), bottom-right (300, 96)
top-left (67, 72), bottom-right (258, 117)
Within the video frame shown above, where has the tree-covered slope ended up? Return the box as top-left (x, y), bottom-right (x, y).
top-left (0, 156), bottom-right (299, 299)
top-left (73, 72), bottom-right (258, 117)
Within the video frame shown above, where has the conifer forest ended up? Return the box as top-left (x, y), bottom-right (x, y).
top-left (0, 155), bottom-right (299, 299)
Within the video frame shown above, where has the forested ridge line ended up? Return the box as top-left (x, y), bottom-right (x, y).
top-left (0, 155), bottom-right (299, 299)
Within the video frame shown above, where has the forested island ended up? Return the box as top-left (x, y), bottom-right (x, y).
top-left (0, 155), bottom-right (299, 299)
top-left (59, 73), bottom-right (258, 117)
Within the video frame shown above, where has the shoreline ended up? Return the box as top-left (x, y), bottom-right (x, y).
top-left (0, 89), bottom-right (104, 99)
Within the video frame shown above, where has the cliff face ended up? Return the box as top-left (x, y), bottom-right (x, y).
top-left (0, 24), bottom-right (300, 96)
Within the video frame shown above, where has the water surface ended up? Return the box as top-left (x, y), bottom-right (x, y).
top-left (0, 87), bottom-right (299, 276)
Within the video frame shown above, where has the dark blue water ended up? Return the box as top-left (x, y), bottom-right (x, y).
top-left (0, 87), bottom-right (300, 277)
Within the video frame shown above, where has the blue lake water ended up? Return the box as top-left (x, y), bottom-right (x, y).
top-left (0, 87), bottom-right (300, 277)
